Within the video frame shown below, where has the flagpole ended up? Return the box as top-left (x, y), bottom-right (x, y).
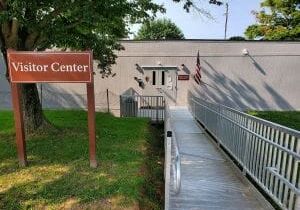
top-left (209, 0), bottom-right (228, 40)
top-left (224, 3), bottom-right (229, 40)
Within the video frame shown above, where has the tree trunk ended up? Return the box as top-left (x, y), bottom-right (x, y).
top-left (21, 83), bottom-right (46, 134)
top-left (0, 16), bottom-right (47, 134)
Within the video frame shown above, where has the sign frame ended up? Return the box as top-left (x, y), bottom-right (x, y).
top-left (8, 51), bottom-right (92, 83)
top-left (8, 49), bottom-right (98, 168)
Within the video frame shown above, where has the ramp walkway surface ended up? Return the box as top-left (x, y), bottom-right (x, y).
top-left (168, 107), bottom-right (274, 210)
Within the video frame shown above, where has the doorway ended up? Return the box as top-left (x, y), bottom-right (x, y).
top-left (143, 67), bottom-right (177, 103)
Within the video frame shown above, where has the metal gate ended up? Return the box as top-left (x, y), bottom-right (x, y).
top-left (120, 95), bottom-right (165, 122)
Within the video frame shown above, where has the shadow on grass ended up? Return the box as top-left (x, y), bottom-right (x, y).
top-left (0, 111), bottom-right (164, 210)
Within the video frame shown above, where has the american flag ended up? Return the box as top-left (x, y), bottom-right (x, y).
top-left (194, 51), bottom-right (201, 84)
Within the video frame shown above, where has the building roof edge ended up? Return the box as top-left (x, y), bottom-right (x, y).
top-left (119, 39), bottom-right (300, 44)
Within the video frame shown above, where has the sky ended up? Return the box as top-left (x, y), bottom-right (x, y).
top-left (131, 0), bottom-right (262, 39)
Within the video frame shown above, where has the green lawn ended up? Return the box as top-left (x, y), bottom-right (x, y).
top-left (0, 110), bottom-right (164, 210)
top-left (247, 111), bottom-right (300, 131)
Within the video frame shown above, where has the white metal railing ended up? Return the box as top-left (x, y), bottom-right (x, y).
top-left (188, 94), bottom-right (300, 210)
top-left (172, 132), bottom-right (181, 194)
top-left (120, 95), bottom-right (164, 122)
top-left (164, 103), bottom-right (181, 210)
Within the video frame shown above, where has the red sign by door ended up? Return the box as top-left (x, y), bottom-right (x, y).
top-left (178, 75), bottom-right (190, 81)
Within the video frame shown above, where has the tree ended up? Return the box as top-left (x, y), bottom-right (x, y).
top-left (245, 0), bottom-right (300, 40)
top-left (135, 18), bottom-right (185, 40)
top-left (172, 0), bottom-right (214, 19)
top-left (0, 0), bottom-right (163, 133)
top-left (229, 36), bottom-right (246, 41)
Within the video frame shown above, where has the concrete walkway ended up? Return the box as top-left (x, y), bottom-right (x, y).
top-left (168, 107), bottom-right (274, 210)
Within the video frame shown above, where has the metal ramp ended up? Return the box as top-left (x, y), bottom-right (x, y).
top-left (166, 107), bottom-right (274, 210)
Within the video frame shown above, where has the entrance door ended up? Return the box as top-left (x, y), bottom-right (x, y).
top-left (145, 67), bottom-right (177, 102)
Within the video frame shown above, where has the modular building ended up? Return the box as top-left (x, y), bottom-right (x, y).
top-left (1, 40), bottom-right (300, 115)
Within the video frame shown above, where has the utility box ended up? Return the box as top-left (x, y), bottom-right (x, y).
top-left (120, 96), bottom-right (138, 117)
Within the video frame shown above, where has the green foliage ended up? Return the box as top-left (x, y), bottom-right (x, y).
top-left (0, 110), bottom-right (164, 209)
top-left (245, 0), bottom-right (300, 40)
top-left (172, 0), bottom-right (214, 19)
top-left (0, 0), bottom-right (164, 76)
top-left (247, 111), bottom-right (300, 130)
top-left (135, 18), bottom-right (185, 40)
top-left (173, 0), bottom-right (195, 12)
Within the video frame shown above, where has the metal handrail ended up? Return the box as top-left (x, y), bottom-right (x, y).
top-left (192, 96), bottom-right (300, 138)
top-left (164, 103), bottom-right (181, 195)
top-left (266, 167), bottom-right (300, 196)
top-left (172, 133), bottom-right (181, 194)
top-left (189, 95), bottom-right (300, 210)
top-left (192, 98), bottom-right (300, 160)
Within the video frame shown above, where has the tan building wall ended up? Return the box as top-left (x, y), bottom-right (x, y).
top-left (1, 40), bottom-right (300, 114)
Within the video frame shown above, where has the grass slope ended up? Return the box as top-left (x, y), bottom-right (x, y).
top-left (0, 110), bottom-right (164, 210)
top-left (247, 111), bottom-right (300, 131)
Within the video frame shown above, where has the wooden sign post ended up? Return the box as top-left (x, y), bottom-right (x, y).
top-left (7, 50), bottom-right (97, 168)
